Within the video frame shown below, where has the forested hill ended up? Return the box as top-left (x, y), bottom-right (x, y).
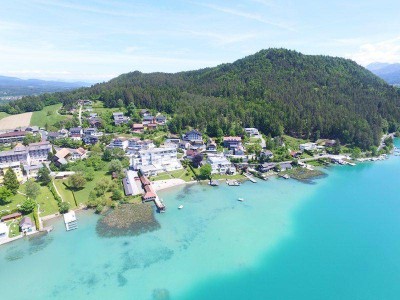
top-left (3, 48), bottom-right (400, 149)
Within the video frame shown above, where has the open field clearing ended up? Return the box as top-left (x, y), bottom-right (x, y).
top-left (0, 112), bottom-right (32, 130)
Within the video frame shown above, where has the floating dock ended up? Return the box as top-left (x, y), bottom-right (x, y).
top-left (244, 173), bottom-right (257, 183)
top-left (63, 211), bottom-right (78, 231)
top-left (226, 179), bottom-right (240, 186)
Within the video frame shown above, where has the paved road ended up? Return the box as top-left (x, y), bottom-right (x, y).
top-left (378, 133), bottom-right (395, 151)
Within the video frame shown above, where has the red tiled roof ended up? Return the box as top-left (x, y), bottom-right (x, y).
top-left (0, 131), bottom-right (28, 138)
top-left (132, 123), bottom-right (144, 129)
top-left (140, 175), bottom-right (151, 186)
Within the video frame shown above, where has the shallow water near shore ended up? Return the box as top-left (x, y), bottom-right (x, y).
top-left (1, 141), bottom-right (400, 299)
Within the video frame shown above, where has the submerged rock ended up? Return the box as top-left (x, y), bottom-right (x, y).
top-left (96, 204), bottom-right (161, 237)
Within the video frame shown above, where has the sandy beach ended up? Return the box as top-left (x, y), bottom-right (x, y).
top-left (151, 178), bottom-right (189, 191)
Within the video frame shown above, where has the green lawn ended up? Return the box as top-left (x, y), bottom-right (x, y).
top-left (0, 111), bottom-right (9, 120)
top-left (168, 168), bottom-right (194, 182)
top-left (30, 104), bottom-right (71, 130)
top-left (53, 180), bottom-right (76, 208)
top-left (92, 101), bottom-right (122, 114)
top-left (0, 184), bottom-right (59, 217)
top-left (283, 135), bottom-right (309, 151)
top-left (6, 220), bottom-right (20, 238)
top-left (150, 173), bottom-right (172, 181)
top-left (54, 169), bottom-right (111, 207)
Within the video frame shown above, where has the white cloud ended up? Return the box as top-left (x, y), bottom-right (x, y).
top-left (193, 2), bottom-right (295, 31)
top-left (347, 36), bottom-right (400, 65)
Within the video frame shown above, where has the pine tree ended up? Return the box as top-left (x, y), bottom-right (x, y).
top-left (4, 168), bottom-right (20, 194)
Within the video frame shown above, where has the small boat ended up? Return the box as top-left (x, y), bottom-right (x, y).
top-left (178, 205), bottom-right (184, 209)
top-left (238, 198), bottom-right (244, 202)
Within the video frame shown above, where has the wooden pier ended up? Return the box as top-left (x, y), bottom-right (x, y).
top-left (244, 173), bottom-right (257, 183)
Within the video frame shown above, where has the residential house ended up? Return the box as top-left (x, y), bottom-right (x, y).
top-left (259, 162), bottom-right (276, 173)
top-left (89, 113), bottom-right (98, 118)
top-left (89, 117), bottom-right (102, 128)
top-left (144, 122), bottom-right (158, 131)
top-left (47, 132), bottom-right (61, 141)
top-left (223, 136), bottom-right (242, 149)
top-left (140, 109), bottom-right (151, 117)
top-left (58, 128), bottom-right (69, 138)
top-left (206, 139), bottom-right (217, 152)
top-left (179, 141), bottom-right (191, 150)
top-left (183, 130), bottom-right (202, 142)
top-left (113, 112), bottom-right (130, 125)
top-left (69, 127), bottom-right (83, 140)
top-left (132, 123), bottom-right (144, 133)
top-left (223, 136), bottom-right (244, 155)
top-left (19, 216), bottom-right (34, 233)
top-left (0, 131), bottom-right (28, 144)
top-left (83, 135), bottom-right (99, 145)
top-left (165, 137), bottom-right (180, 145)
top-left (53, 147), bottom-right (87, 166)
top-left (127, 138), bottom-right (155, 152)
top-left (325, 140), bottom-right (336, 147)
top-left (190, 140), bottom-right (206, 151)
top-left (206, 154), bottom-right (234, 174)
top-left (244, 128), bottom-right (259, 136)
top-left (69, 148), bottom-right (87, 160)
top-left (278, 162), bottom-right (292, 171)
top-left (260, 150), bottom-right (274, 160)
top-left (108, 138), bottom-right (129, 150)
top-left (142, 115), bottom-right (155, 124)
top-left (25, 126), bottom-right (39, 133)
top-left (299, 143), bottom-right (317, 152)
top-left (155, 115), bottom-right (167, 124)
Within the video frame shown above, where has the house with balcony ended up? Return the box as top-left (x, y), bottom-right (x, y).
top-left (206, 154), bottom-right (234, 175)
top-left (183, 130), bottom-right (202, 142)
top-left (108, 138), bottom-right (129, 150)
top-left (130, 147), bottom-right (181, 176)
top-left (113, 112), bottom-right (130, 125)
top-left (69, 127), bottom-right (83, 141)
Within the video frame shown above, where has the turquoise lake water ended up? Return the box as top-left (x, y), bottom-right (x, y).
top-left (1, 141), bottom-right (400, 299)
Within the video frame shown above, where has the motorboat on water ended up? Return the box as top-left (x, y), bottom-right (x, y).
top-left (178, 205), bottom-right (184, 209)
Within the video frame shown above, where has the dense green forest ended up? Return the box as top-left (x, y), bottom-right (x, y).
top-left (2, 49), bottom-right (400, 149)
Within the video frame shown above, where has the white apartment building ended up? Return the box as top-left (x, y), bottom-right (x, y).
top-left (130, 147), bottom-right (181, 176)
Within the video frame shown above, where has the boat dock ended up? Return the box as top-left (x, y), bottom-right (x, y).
top-left (154, 197), bottom-right (166, 212)
top-left (63, 211), bottom-right (78, 231)
top-left (226, 179), bottom-right (240, 186)
top-left (244, 173), bottom-right (257, 183)
top-left (140, 174), bottom-right (166, 212)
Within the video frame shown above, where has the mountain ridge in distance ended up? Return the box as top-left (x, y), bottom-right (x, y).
top-left (367, 62), bottom-right (400, 85)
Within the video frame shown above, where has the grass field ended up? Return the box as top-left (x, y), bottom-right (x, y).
top-left (53, 180), bottom-right (77, 208)
top-left (6, 219), bottom-right (21, 238)
top-left (0, 183), bottom-right (59, 217)
top-left (0, 112), bottom-right (9, 120)
top-left (54, 168), bottom-right (111, 207)
top-left (30, 103), bottom-right (71, 130)
top-left (0, 112), bottom-right (32, 130)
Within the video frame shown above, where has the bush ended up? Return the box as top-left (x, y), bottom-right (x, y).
top-left (58, 202), bottom-right (70, 214)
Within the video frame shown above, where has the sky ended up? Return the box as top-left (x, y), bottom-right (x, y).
top-left (1, 0), bottom-right (400, 82)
